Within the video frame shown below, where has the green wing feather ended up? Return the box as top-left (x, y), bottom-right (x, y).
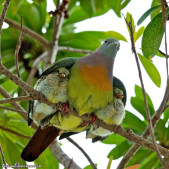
top-left (40, 57), bottom-right (76, 77)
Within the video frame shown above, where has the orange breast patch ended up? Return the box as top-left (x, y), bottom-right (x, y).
top-left (79, 64), bottom-right (112, 91)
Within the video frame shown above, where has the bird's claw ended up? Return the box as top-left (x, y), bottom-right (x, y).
top-left (60, 103), bottom-right (68, 115)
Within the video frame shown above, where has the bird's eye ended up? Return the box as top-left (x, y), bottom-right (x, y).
top-left (105, 40), bottom-right (107, 43)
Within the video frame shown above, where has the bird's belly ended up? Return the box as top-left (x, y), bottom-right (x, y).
top-left (68, 64), bottom-right (113, 116)
top-left (49, 113), bottom-right (87, 132)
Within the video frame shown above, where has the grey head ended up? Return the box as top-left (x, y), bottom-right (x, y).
top-left (97, 38), bottom-right (120, 59)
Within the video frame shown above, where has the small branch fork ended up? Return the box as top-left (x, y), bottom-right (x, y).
top-left (122, 14), bottom-right (165, 166)
top-left (66, 137), bottom-right (97, 169)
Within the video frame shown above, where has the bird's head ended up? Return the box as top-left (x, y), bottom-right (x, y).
top-left (98, 38), bottom-right (120, 59)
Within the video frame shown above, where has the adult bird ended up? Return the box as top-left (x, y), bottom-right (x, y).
top-left (21, 38), bottom-right (120, 161)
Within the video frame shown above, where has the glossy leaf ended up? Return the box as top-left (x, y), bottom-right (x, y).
top-left (108, 141), bottom-right (132, 159)
top-left (138, 54), bottom-right (161, 87)
top-left (34, 148), bottom-right (59, 169)
top-left (137, 5), bottom-right (161, 25)
top-left (133, 26), bottom-right (145, 42)
top-left (121, 0), bottom-right (132, 9)
top-left (110, 0), bottom-right (121, 17)
top-left (102, 134), bottom-right (126, 145)
top-left (122, 110), bottom-right (146, 133)
top-left (151, 0), bottom-right (161, 19)
top-left (79, 0), bottom-right (95, 17)
top-left (138, 152), bottom-right (158, 169)
top-left (142, 9), bottom-right (169, 59)
top-left (127, 148), bottom-right (152, 167)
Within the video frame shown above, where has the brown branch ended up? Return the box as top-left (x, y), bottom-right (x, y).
top-left (4, 18), bottom-right (49, 49)
top-left (48, 0), bottom-right (69, 65)
top-left (15, 16), bottom-right (24, 78)
top-left (66, 137), bottom-right (97, 169)
top-left (0, 126), bottom-right (31, 139)
top-left (58, 46), bottom-right (92, 54)
top-left (0, 64), bottom-right (60, 109)
top-left (123, 14), bottom-right (164, 165)
top-left (161, 0), bottom-right (168, 76)
top-left (70, 110), bottom-right (169, 157)
top-left (26, 51), bottom-right (48, 85)
top-left (0, 105), bottom-right (26, 114)
top-left (0, 144), bottom-right (7, 169)
top-left (0, 0), bottom-right (12, 63)
top-left (0, 96), bottom-right (33, 104)
top-left (49, 140), bottom-right (81, 169)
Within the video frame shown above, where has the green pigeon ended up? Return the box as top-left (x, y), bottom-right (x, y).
top-left (21, 38), bottom-right (120, 161)
top-left (86, 76), bottom-right (127, 142)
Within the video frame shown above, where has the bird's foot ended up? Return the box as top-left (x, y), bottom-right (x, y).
top-left (81, 120), bottom-right (89, 127)
top-left (60, 102), bottom-right (68, 115)
top-left (89, 114), bottom-right (98, 125)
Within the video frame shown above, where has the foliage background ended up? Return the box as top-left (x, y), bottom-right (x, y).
top-left (0, 0), bottom-right (168, 168)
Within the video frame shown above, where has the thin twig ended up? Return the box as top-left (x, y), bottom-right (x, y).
top-left (4, 18), bottom-right (49, 49)
top-left (0, 105), bottom-right (26, 114)
top-left (0, 96), bottom-right (33, 104)
top-left (49, 140), bottom-right (81, 169)
top-left (15, 16), bottom-right (24, 78)
top-left (0, 86), bottom-right (38, 129)
top-left (0, 0), bottom-right (12, 63)
top-left (0, 126), bottom-right (31, 139)
top-left (26, 51), bottom-right (48, 85)
top-left (161, 0), bottom-right (168, 76)
top-left (48, 0), bottom-right (69, 65)
top-left (67, 137), bottom-right (97, 169)
top-left (0, 144), bottom-right (7, 169)
top-left (58, 46), bottom-right (92, 54)
top-left (0, 64), bottom-right (60, 109)
top-left (123, 14), bottom-right (164, 165)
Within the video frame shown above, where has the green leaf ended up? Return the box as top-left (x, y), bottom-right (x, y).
top-left (108, 141), bottom-right (132, 159)
top-left (134, 26), bottom-right (145, 43)
top-left (151, 0), bottom-right (161, 19)
top-left (121, 0), bottom-right (131, 9)
top-left (122, 111), bottom-right (146, 133)
top-left (138, 54), bottom-right (161, 87)
top-left (84, 164), bottom-right (97, 169)
top-left (142, 9), bottom-right (169, 59)
top-left (139, 152), bottom-right (158, 169)
top-left (102, 134), bottom-right (126, 145)
top-left (79, 0), bottom-right (95, 17)
top-left (127, 148), bottom-right (152, 167)
top-left (126, 12), bottom-right (135, 33)
top-left (137, 5), bottom-right (161, 25)
top-left (110, 0), bottom-right (121, 17)
top-left (34, 148), bottom-right (59, 169)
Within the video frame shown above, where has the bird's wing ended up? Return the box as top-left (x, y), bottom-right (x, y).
top-left (40, 57), bottom-right (76, 77)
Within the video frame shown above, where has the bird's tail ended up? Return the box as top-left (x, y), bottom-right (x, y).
top-left (21, 126), bottom-right (60, 161)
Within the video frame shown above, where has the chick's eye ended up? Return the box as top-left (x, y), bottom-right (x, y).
top-left (105, 40), bottom-right (107, 43)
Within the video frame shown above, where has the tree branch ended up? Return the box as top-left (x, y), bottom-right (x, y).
top-left (4, 18), bottom-right (49, 49)
top-left (161, 0), bottom-right (168, 76)
top-left (58, 46), bottom-right (92, 54)
top-left (123, 14), bottom-right (164, 165)
top-left (49, 140), bottom-right (81, 169)
top-left (47, 0), bottom-right (69, 65)
top-left (0, 126), bottom-right (31, 139)
top-left (66, 137), bottom-right (97, 169)
top-left (0, 105), bottom-right (26, 114)
top-left (70, 110), bottom-right (169, 157)
top-left (15, 16), bottom-right (24, 78)
top-left (0, 96), bottom-right (33, 104)
top-left (0, 144), bottom-right (7, 169)
top-left (26, 51), bottom-right (48, 85)
top-left (0, 0), bottom-right (12, 63)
